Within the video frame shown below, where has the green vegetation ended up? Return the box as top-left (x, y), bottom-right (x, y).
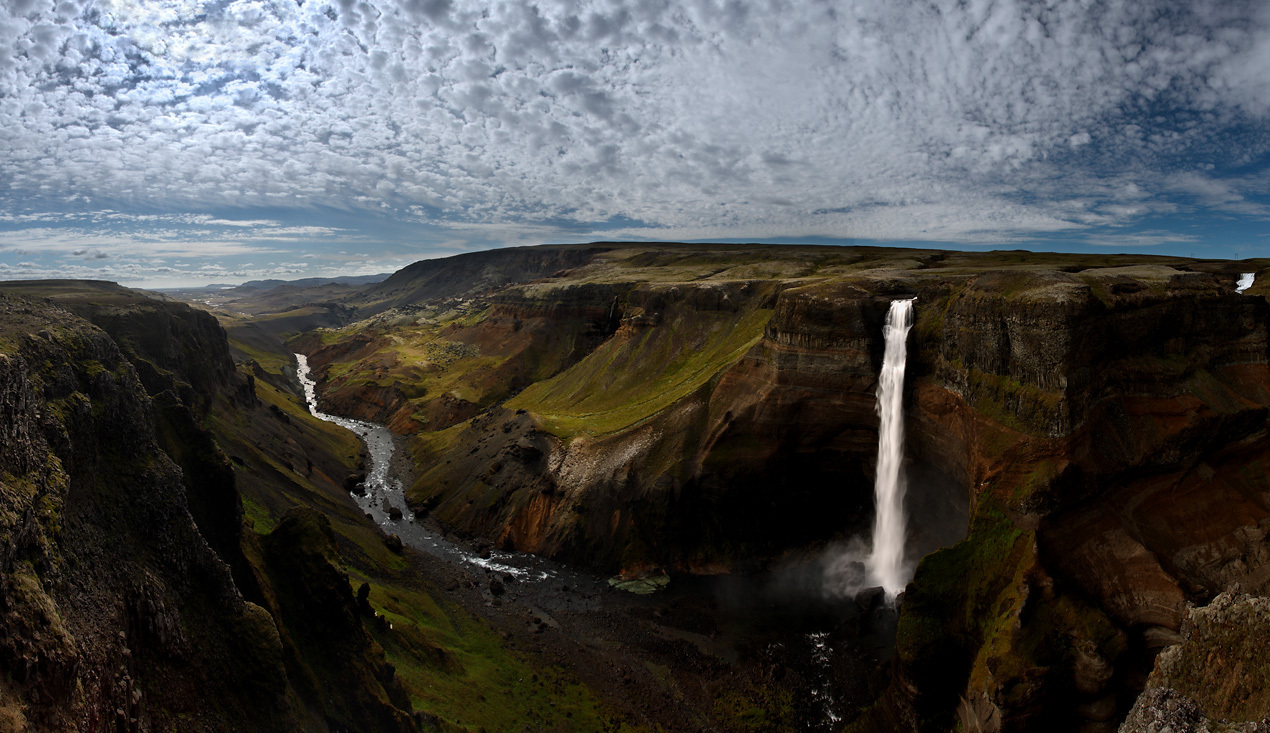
top-left (241, 495), bottom-right (277, 535)
top-left (963, 367), bottom-right (1065, 435)
top-left (357, 578), bottom-right (631, 733)
top-left (296, 297), bottom-right (603, 431)
top-left (711, 683), bottom-right (797, 732)
top-left (509, 304), bottom-right (772, 438)
top-left (1010, 458), bottom-right (1063, 507)
top-left (212, 384), bottom-right (413, 573)
top-left (896, 507), bottom-right (1029, 664)
top-left (891, 505), bottom-right (1033, 729)
top-left (224, 331), bottom-right (294, 374)
top-left (896, 500), bottom-right (1127, 730)
top-left (210, 357), bottom-right (628, 730)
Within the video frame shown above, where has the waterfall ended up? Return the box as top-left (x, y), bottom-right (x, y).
top-left (1237, 273), bottom-right (1255, 293)
top-left (867, 299), bottom-right (915, 600)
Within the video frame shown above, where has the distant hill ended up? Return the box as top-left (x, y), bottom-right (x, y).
top-left (234, 274), bottom-right (390, 291)
top-left (158, 273), bottom-right (388, 298)
top-left (351, 244), bottom-right (615, 314)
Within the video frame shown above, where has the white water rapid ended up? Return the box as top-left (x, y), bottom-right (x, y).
top-left (866, 299), bottom-right (915, 600)
top-left (1237, 273), bottom-right (1255, 293)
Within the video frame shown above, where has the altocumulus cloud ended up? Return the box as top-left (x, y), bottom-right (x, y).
top-left (1, 0), bottom-right (1270, 285)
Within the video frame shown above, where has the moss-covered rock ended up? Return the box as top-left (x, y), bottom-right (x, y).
top-left (0, 292), bottom-right (291, 731)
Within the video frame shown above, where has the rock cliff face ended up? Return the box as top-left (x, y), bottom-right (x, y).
top-left (290, 245), bottom-right (1270, 732)
top-left (889, 266), bottom-right (1270, 732)
top-left (0, 293), bottom-right (285, 731)
top-left (43, 285), bottom-right (260, 593)
top-left (0, 285), bottom-right (416, 732)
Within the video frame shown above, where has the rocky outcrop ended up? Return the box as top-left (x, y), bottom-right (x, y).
top-left (0, 293), bottom-right (288, 731)
top-left (1119, 688), bottom-right (1225, 733)
top-left (1119, 591), bottom-right (1270, 731)
top-left (0, 289), bottom-right (418, 732)
top-left (258, 509), bottom-right (415, 733)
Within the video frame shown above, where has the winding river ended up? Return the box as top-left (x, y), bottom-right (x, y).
top-left (295, 353), bottom-right (552, 580)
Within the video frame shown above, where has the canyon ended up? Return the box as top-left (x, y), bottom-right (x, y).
top-left (2, 244), bottom-right (1269, 732)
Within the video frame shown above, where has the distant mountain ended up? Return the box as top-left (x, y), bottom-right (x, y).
top-left (352, 244), bottom-right (615, 314)
top-left (236, 274), bottom-right (390, 291)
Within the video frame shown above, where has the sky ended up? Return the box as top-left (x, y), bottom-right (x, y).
top-left (2, 0), bottom-right (1270, 287)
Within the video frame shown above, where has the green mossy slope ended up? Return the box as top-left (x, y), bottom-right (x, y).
top-left (508, 288), bottom-right (773, 438)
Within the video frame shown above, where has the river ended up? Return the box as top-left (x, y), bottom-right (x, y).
top-left (295, 353), bottom-right (554, 580)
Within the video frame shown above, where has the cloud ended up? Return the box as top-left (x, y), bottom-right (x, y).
top-left (1165, 172), bottom-right (1270, 217)
top-left (1081, 230), bottom-right (1203, 248)
top-left (0, 226), bottom-right (279, 257)
top-left (203, 218), bottom-right (282, 227)
top-left (0, 0), bottom-right (1267, 270)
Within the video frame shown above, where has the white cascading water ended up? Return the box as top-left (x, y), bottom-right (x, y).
top-left (866, 299), bottom-right (915, 600)
top-left (1237, 273), bottom-right (1255, 293)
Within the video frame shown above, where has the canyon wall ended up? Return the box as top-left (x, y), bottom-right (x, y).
top-left (399, 277), bottom-right (966, 572)
top-left (290, 246), bottom-right (1270, 732)
top-left (0, 292), bottom-right (287, 731)
top-left (887, 266), bottom-right (1270, 732)
top-left (0, 286), bottom-right (416, 732)
top-left (297, 282), bottom-right (627, 433)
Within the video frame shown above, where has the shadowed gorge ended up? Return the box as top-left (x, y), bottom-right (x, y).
top-left (2, 244), bottom-right (1270, 732)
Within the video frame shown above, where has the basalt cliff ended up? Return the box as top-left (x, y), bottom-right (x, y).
top-left (0, 283), bottom-right (415, 731)
top-left (291, 244), bottom-right (1270, 731)
top-left (4, 244), bottom-right (1270, 733)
